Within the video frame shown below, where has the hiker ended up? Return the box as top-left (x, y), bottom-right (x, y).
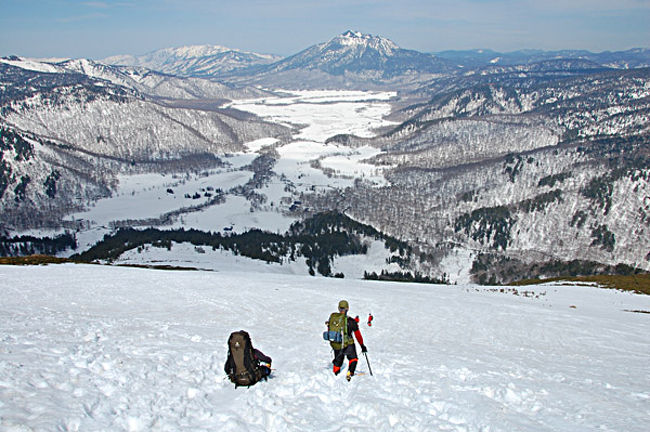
top-left (325, 299), bottom-right (367, 380)
top-left (224, 330), bottom-right (272, 387)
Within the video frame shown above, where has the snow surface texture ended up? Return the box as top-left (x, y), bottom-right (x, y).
top-left (1, 264), bottom-right (649, 431)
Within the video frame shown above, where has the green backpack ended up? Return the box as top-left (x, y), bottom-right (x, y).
top-left (324, 312), bottom-right (353, 350)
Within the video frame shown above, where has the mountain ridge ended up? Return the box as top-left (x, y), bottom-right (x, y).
top-left (102, 44), bottom-right (281, 77)
top-left (94, 33), bottom-right (650, 88)
top-left (434, 47), bottom-right (650, 69)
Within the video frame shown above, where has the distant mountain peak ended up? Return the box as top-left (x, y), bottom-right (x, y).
top-left (252, 30), bottom-right (455, 82)
top-left (337, 30), bottom-right (387, 42)
top-left (324, 30), bottom-right (400, 57)
top-left (341, 30), bottom-right (364, 38)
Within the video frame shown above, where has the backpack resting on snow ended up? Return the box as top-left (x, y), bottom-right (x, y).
top-left (225, 330), bottom-right (266, 388)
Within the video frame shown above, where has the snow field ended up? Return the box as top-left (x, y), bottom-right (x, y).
top-left (114, 242), bottom-right (311, 275)
top-left (67, 163), bottom-right (257, 228)
top-left (112, 239), bottom-right (401, 278)
top-left (228, 90), bottom-right (397, 142)
top-left (1, 264), bottom-right (649, 431)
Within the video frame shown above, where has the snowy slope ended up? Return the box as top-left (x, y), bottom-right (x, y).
top-left (1, 264), bottom-right (649, 431)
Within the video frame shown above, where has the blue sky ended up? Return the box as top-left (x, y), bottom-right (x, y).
top-left (1, 0), bottom-right (648, 59)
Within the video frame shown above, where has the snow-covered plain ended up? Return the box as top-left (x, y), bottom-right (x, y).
top-left (227, 90), bottom-right (397, 141)
top-left (1, 264), bottom-right (649, 431)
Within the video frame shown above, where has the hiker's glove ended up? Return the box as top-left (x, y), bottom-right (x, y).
top-left (360, 344), bottom-right (367, 353)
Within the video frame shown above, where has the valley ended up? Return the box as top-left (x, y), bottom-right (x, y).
top-left (1, 31), bottom-right (648, 284)
top-left (64, 90), bottom-right (400, 263)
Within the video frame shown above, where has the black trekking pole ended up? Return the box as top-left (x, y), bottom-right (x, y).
top-left (363, 351), bottom-right (373, 376)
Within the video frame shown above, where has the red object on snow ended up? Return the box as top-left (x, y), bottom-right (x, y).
top-left (367, 314), bottom-right (373, 326)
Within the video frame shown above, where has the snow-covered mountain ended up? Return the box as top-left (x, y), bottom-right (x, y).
top-left (100, 36), bottom-right (650, 90)
top-left (2, 263), bottom-right (649, 431)
top-left (1, 56), bottom-right (272, 100)
top-left (100, 35), bottom-right (650, 91)
top-left (0, 59), bottom-right (291, 230)
top-left (0, 61), bottom-right (289, 161)
top-left (228, 31), bottom-right (458, 89)
top-left (269, 30), bottom-right (454, 76)
top-left (103, 44), bottom-right (281, 77)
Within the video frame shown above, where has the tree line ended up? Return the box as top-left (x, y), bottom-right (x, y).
top-left (0, 232), bottom-right (76, 256)
top-left (72, 211), bottom-right (412, 277)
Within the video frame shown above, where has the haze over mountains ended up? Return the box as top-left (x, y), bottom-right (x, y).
top-left (1, 31), bottom-right (649, 283)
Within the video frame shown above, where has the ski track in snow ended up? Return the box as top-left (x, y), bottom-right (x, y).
top-left (1, 264), bottom-right (649, 431)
